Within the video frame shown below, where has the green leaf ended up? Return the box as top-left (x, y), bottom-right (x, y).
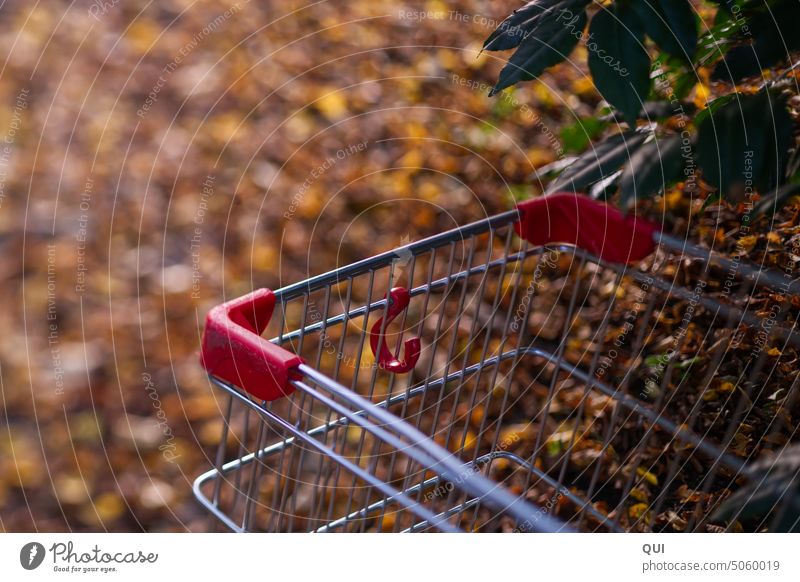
top-left (632, 0), bottom-right (698, 62)
top-left (701, 191), bottom-right (723, 211)
top-left (547, 130), bottom-right (650, 193)
top-left (490, 8), bottom-right (587, 96)
top-left (483, 0), bottom-right (588, 52)
top-left (695, 94), bottom-right (760, 194)
top-left (507, 184), bottom-right (535, 203)
top-left (693, 92), bottom-right (738, 127)
top-left (710, 0), bottom-right (800, 83)
top-left (619, 133), bottom-right (687, 209)
top-left (483, 1), bottom-right (541, 52)
top-left (559, 117), bottom-right (608, 153)
top-left (696, 90), bottom-right (794, 196)
top-left (644, 354), bottom-right (670, 367)
top-left (694, 15), bottom-right (741, 68)
top-left (587, 4), bottom-right (651, 125)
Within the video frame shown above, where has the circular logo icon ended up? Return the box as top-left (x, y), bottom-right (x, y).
top-left (20, 542), bottom-right (46, 570)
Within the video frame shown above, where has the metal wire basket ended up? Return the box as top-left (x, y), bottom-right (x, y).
top-left (194, 193), bottom-right (800, 532)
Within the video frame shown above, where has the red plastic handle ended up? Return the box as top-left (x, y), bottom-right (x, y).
top-left (369, 287), bottom-right (421, 374)
top-left (200, 289), bottom-right (303, 401)
top-left (515, 192), bottom-right (659, 264)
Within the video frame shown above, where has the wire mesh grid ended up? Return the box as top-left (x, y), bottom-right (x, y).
top-left (195, 209), bottom-right (800, 532)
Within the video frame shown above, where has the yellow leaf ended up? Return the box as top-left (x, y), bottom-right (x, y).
top-left (637, 466), bottom-right (659, 486)
top-left (527, 147), bottom-right (556, 168)
top-left (346, 426), bottom-right (363, 445)
top-left (95, 493), bottom-right (125, 522)
top-left (470, 405), bottom-right (485, 427)
top-left (398, 148), bottom-right (423, 168)
top-left (567, 338), bottom-right (584, 353)
top-left (532, 83), bottom-right (555, 108)
top-left (718, 380), bottom-right (735, 394)
top-left (208, 113), bottom-right (241, 142)
top-left (767, 231), bottom-right (783, 245)
top-left (457, 430), bottom-right (478, 451)
top-left (572, 77), bottom-right (596, 98)
top-left (629, 503), bottom-right (650, 520)
top-left (694, 83), bottom-right (712, 109)
top-left (199, 420), bottom-right (224, 446)
top-left (16, 457), bottom-right (44, 487)
top-left (315, 89), bottom-right (348, 121)
top-left (426, 0), bottom-right (448, 13)
top-left (499, 423), bottom-right (535, 445)
top-left (252, 245), bottom-right (278, 271)
top-left (405, 122), bottom-right (428, 139)
top-left (664, 190), bottom-right (683, 210)
top-left (126, 20), bottom-right (161, 53)
top-left (379, 513), bottom-right (396, 532)
top-left (738, 235), bottom-right (758, 253)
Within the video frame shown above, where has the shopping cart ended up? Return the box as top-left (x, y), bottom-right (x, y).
top-left (194, 192), bottom-right (800, 532)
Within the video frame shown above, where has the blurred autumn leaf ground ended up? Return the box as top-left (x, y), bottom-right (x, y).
top-left (0, 0), bottom-right (600, 532)
top-left (1, 0), bottom-right (796, 532)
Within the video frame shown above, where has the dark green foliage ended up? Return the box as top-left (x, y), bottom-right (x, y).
top-left (713, 445), bottom-right (800, 532)
top-left (632, 0), bottom-right (698, 62)
top-left (481, 0), bottom-right (797, 209)
top-left (586, 4), bottom-right (651, 125)
top-left (619, 133), bottom-right (687, 208)
top-left (483, 0), bottom-right (589, 51)
top-left (710, 0), bottom-right (800, 83)
top-left (488, 4), bottom-right (588, 95)
top-left (546, 130), bottom-right (650, 193)
top-left (695, 90), bottom-right (793, 194)
top-left (559, 117), bottom-right (609, 152)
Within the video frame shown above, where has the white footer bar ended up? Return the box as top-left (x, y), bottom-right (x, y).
top-left (0, 533), bottom-right (797, 581)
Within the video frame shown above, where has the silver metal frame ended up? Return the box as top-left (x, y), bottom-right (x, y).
top-left (195, 208), bottom-right (799, 532)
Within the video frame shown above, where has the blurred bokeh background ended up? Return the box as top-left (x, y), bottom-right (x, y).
top-left (0, 0), bottom-right (615, 531)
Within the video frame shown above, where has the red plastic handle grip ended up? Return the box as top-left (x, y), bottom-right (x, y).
top-left (200, 288), bottom-right (303, 401)
top-left (515, 192), bottom-right (659, 264)
top-left (369, 287), bottom-right (421, 373)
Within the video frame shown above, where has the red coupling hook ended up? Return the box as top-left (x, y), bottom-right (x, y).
top-left (369, 287), bottom-right (421, 374)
